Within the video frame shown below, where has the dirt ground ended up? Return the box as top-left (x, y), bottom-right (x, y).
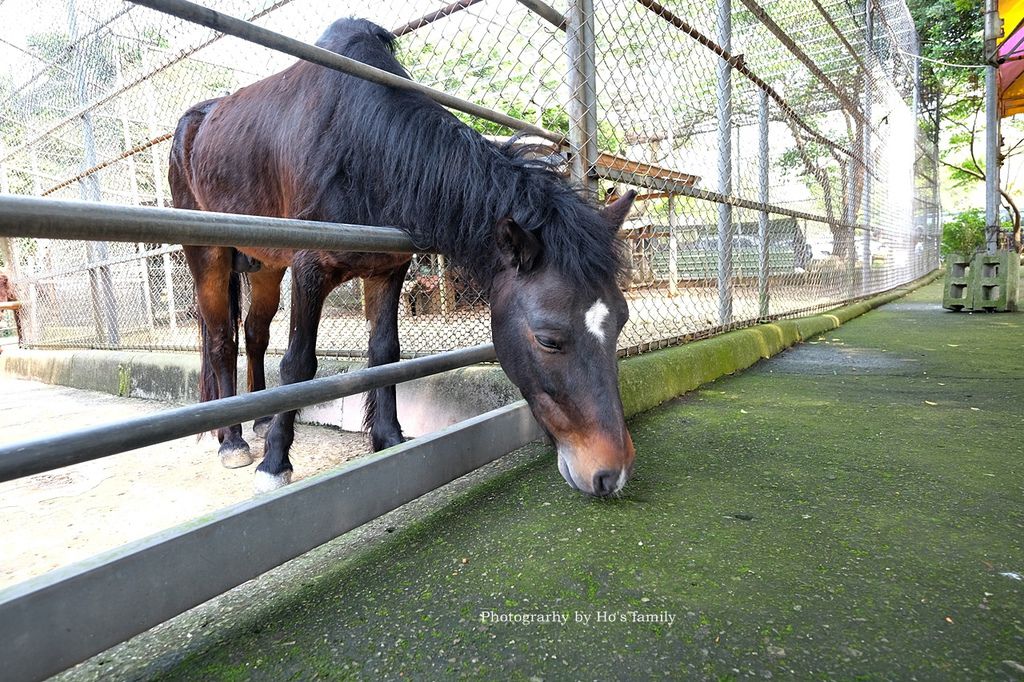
top-left (0, 377), bottom-right (371, 590)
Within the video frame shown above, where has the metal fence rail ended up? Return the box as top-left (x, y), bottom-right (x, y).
top-left (0, 341), bottom-right (495, 482)
top-left (0, 195), bottom-right (419, 252)
top-left (0, 0), bottom-right (940, 358)
top-left (0, 400), bottom-right (542, 682)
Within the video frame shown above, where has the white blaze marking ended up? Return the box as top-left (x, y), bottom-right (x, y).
top-left (584, 299), bottom-right (610, 342)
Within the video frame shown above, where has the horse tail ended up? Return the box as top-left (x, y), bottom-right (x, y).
top-left (228, 269), bottom-right (242, 354)
top-left (172, 98), bottom-right (232, 409)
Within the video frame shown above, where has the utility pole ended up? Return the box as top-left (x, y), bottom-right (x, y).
top-left (984, 0), bottom-right (1003, 252)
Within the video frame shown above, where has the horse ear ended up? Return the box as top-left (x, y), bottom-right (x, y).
top-left (601, 189), bottom-right (637, 232)
top-left (496, 218), bottom-right (542, 273)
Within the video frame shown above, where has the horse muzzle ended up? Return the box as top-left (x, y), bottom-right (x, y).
top-left (556, 431), bottom-right (635, 497)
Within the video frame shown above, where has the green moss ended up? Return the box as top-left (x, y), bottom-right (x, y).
top-left (619, 270), bottom-right (941, 418)
top-left (116, 363), bottom-right (131, 397)
top-left (133, 272), bottom-right (1024, 681)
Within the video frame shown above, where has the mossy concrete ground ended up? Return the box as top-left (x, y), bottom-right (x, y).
top-left (67, 278), bottom-right (1023, 680)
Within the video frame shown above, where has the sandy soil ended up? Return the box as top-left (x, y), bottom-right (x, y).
top-left (0, 377), bottom-right (371, 590)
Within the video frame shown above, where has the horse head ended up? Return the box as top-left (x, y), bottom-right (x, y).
top-left (489, 191), bottom-right (636, 497)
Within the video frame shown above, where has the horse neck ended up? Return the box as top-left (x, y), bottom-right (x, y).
top-left (397, 143), bottom-right (535, 291)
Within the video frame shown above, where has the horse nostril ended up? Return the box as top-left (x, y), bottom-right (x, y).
top-left (592, 469), bottom-right (622, 497)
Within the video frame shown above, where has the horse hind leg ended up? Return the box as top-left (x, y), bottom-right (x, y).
top-left (363, 260), bottom-right (412, 451)
top-left (183, 245), bottom-right (253, 468)
top-left (244, 266), bottom-right (285, 438)
top-left (171, 104), bottom-right (251, 467)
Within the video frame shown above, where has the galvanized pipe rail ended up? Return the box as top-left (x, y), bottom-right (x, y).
top-left (0, 400), bottom-right (542, 682)
top-left (391, 0), bottom-right (486, 37)
top-left (128, 0), bottom-right (564, 145)
top-left (0, 343), bottom-right (497, 483)
top-left (516, 0), bottom-right (568, 30)
top-left (0, 195), bottom-right (419, 253)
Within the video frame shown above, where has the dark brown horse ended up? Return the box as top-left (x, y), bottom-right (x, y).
top-left (170, 18), bottom-right (636, 496)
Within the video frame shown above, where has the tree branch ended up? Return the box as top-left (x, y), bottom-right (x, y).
top-left (941, 159), bottom-right (1023, 252)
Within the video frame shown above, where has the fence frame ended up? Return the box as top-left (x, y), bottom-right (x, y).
top-left (0, 183), bottom-right (522, 682)
top-left (0, 0), bottom-right (939, 677)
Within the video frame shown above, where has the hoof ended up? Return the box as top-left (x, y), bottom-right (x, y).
top-left (252, 417), bottom-right (273, 438)
top-left (219, 444), bottom-right (253, 469)
top-left (253, 469), bottom-right (292, 494)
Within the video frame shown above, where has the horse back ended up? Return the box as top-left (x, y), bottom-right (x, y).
top-left (171, 19), bottom-right (420, 272)
top-left (182, 19), bottom-right (406, 211)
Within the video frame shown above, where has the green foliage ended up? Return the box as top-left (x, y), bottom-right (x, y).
top-left (941, 208), bottom-right (986, 257)
top-left (28, 31), bottom-right (118, 88)
top-left (400, 37), bottom-right (624, 153)
top-left (906, 0), bottom-right (983, 94)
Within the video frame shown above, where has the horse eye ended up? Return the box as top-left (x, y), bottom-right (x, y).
top-left (535, 335), bottom-right (563, 351)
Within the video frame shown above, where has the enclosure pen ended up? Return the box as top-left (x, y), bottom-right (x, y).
top-left (0, 0), bottom-right (941, 678)
top-left (0, 0), bottom-right (939, 358)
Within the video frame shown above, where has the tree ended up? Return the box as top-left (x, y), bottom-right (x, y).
top-left (906, 0), bottom-right (1023, 251)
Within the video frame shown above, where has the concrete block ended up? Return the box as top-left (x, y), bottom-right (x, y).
top-left (942, 253), bottom-right (974, 311)
top-left (970, 251), bottom-right (1020, 312)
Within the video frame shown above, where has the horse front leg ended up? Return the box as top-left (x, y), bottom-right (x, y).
top-left (244, 266), bottom-right (285, 438)
top-left (255, 258), bottom-right (331, 493)
top-left (183, 245), bottom-right (252, 468)
top-left (364, 261), bottom-right (412, 451)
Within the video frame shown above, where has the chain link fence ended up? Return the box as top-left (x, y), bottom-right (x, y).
top-left (0, 0), bottom-right (940, 359)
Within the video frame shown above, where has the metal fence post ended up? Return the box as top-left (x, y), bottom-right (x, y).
top-left (28, 150), bottom-right (42, 194)
top-left (143, 45), bottom-right (179, 333)
top-left (67, 0), bottom-right (121, 346)
top-left (757, 90), bottom-right (770, 318)
top-left (566, 0), bottom-right (598, 193)
top-left (142, 48), bottom-right (165, 209)
top-left (163, 253), bottom-right (178, 331)
top-left (984, 0), bottom-right (1002, 252)
top-left (931, 122), bottom-right (941, 269)
top-left (115, 58), bottom-right (155, 331)
top-left (716, 0), bottom-right (734, 325)
top-left (860, 0), bottom-right (873, 293)
top-left (667, 194), bottom-right (679, 297)
top-left (846, 133), bottom-right (858, 299)
top-left (437, 254), bottom-right (455, 318)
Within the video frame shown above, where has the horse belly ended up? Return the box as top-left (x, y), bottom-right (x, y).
top-left (237, 247), bottom-right (295, 271)
top-left (236, 249), bottom-right (410, 280)
top-left (317, 251), bottom-right (411, 280)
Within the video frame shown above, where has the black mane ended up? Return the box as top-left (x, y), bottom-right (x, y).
top-left (299, 18), bottom-right (624, 291)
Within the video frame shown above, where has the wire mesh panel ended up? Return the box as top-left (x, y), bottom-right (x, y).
top-left (0, 0), bottom-right (939, 358)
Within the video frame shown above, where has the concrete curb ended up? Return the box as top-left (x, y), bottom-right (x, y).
top-left (618, 269), bottom-right (943, 418)
top-left (1, 271), bottom-right (941, 431)
top-left (0, 347), bottom-right (519, 437)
